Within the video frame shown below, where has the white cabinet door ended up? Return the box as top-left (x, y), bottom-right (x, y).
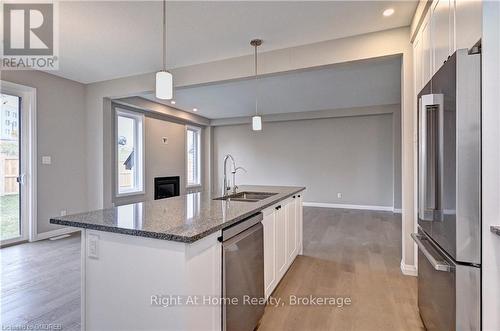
top-left (455, 0), bottom-right (482, 50)
top-left (421, 12), bottom-right (432, 87)
top-left (275, 204), bottom-right (287, 279)
top-left (262, 208), bottom-right (276, 299)
top-left (432, 0), bottom-right (452, 74)
top-left (296, 193), bottom-right (304, 255)
top-left (286, 198), bottom-right (297, 263)
top-left (414, 31), bottom-right (423, 94)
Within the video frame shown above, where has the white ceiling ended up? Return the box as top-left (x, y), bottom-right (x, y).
top-left (56, 1), bottom-right (417, 83)
top-left (142, 56), bottom-right (402, 119)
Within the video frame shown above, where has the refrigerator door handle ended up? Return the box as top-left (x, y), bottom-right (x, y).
top-left (411, 233), bottom-right (453, 272)
top-left (418, 96), bottom-right (427, 221)
top-left (418, 94), bottom-right (444, 222)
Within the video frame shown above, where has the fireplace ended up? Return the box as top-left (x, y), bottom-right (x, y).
top-left (154, 176), bottom-right (180, 200)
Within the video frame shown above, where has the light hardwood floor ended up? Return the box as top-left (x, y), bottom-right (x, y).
top-left (258, 207), bottom-right (424, 331)
top-left (0, 207), bottom-right (423, 331)
top-left (1, 233), bottom-right (81, 330)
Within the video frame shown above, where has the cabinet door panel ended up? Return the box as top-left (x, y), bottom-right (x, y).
top-left (296, 195), bottom-right (303, 255)
top-left (275, 206), bottom-right (287, 279)
top-left (286, 199), bottom-right (297, 262)
top-left (299, 196), bottom-right (303, 251)
top-left (455, 0), bottom-right (482, 50)
top-left (432, 0), bottom-right (451, 74)
top-left (262, 211), bottom-right (276, 299)
top-left (422, 13), bottom-right (432, 86)
top-left (414, 32), bottom-right (423, 93)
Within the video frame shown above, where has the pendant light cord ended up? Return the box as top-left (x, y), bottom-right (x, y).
top-left (254, 43), bottom-right (258, 116)
top-left (162, 0), bottom-right (166, 71)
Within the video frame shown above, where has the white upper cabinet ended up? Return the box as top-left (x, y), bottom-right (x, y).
top-left (414, 32), bottom-right (423, 93)
top-left (421, 12), bottom-right (432, 87)
top-left (455, 0), bottom-right (482, 50)
top-left (414, 10), bottom-right (431, 93)
top-left (414, 0), bottom-right (481, 87)
top-left (432, 0), bottom-right (452, 74)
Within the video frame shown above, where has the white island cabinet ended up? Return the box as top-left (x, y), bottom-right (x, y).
top-left (81, 230), bottom-right (222, 331)
top-left (262, 191), bottom-right (304, 299)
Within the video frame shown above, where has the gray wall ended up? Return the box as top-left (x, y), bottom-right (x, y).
top-left (144, 116), bottom-right (187, 200)
top-left (2, 71), bottom-right (88, 234)
top-left (213, 110), bottom-right (398, 207)
top-left (109, 105), bottom-right (205, 206)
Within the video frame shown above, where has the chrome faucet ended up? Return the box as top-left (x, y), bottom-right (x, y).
top-left (232, 166), bottom-right (247, 194)
top-left (222, 154), bottom-right (236, 196)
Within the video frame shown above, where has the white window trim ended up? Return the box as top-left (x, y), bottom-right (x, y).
top-left (186, 125), bottom-right (202, 188)
top-left (0, 81), bottom-right (37, 245)
top-left (115, 108), bottom-right (145, 198)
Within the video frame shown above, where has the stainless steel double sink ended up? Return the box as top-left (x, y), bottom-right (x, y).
top-left (214, 191), bottom-right (277, 202)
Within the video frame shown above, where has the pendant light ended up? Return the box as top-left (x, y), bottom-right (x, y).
top-left (251, 39), bottom-right (263, 131)
top-left (156, 0), bottom-right (173, 100)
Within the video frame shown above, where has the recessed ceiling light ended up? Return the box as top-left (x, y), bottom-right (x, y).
top-left (193, 108), bottom-right (198, 112)
top-left (383, 8), bottom-right (395, 17)
top-left (170, 100), bottom-right (176, 105)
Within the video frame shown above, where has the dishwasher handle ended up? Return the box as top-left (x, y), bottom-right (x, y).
top-left (221, 212), bottom-right (263, 242)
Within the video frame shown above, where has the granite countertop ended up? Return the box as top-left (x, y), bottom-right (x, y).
top-left (50, 185), bottom-right (305, 243)
top-left (491, 226), bottom-right (500, 236)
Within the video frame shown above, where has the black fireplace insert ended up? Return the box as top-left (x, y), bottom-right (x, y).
top-left (154, 176), bottom-right (180, 200)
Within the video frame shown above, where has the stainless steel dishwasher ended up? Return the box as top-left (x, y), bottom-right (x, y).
top-left (221, 212), bottom-right (264, 331)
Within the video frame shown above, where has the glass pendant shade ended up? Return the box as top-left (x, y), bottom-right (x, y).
top-left (156, 71), bottom-right (173, 100)
top-left (252, 115), bottom-right (262, 131)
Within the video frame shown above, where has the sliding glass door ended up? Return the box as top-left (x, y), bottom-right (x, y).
top-left (0, 93), bottom-right (22, 244)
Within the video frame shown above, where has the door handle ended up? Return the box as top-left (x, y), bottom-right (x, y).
top-left (16, 173), bottom-right (25, 185)
top-left (411, 233), bottom-right (453, 272)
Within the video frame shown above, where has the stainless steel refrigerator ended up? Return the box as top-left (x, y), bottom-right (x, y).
top-left (413, 48), bottom-right (481, 331)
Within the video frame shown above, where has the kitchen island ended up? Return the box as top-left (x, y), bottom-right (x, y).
top-left (50, 185), bottom-right (305, 331)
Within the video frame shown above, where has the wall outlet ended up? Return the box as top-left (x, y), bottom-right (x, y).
top-left (60, 210), bottom-right (67, 216)
top-left (337, 192), bottom-right (342, 199)
top-left (41, 156), bottom-right (51, 165)
top-left (87, 234), bottom-right (99, 259)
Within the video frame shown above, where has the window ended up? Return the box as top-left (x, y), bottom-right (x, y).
top-left (115, 108), bottom-right (144, 196)
top-left (186, 126), bottom-right (201, 187)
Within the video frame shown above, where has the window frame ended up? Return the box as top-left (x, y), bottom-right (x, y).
top-left (185, 125), bottom-right (202, 188)
top-left (115, 108), bottom-right (145, 197)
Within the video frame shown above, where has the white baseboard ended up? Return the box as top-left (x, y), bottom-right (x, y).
top-left (303, 202), bottom-right (394, 212)
top-left (34, 227), bottom-right (80, 241)
top-left (400, 260), bottom-right (418, 276)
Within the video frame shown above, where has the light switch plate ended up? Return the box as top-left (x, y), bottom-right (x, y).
top-left (41, 156), bottom-right (51, 165)
top-left (87, 234), bottom-right (99, 259)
